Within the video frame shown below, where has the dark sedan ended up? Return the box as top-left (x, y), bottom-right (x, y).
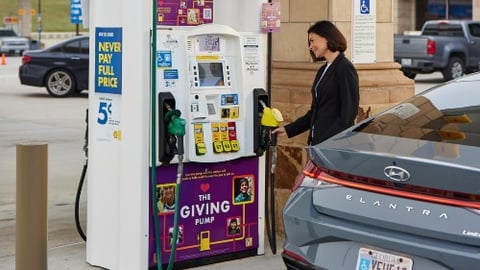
top-left (19, 35), bottom-right (89, 97)
top-left (282, 72), bottom-right (480, 270)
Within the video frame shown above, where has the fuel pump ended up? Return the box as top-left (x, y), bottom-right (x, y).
top-left (149, 24), bottom-right (270, 268)
top-left (86, 1), bottom-right (273, 269)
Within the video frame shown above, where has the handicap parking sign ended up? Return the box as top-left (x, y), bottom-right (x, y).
top-left (360, 0), bottom-right (370, 14)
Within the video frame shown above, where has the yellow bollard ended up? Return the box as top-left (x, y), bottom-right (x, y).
top-left (16, 143), bottom-right (48, 270)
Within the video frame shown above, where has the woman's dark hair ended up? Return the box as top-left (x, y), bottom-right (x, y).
top-left (308, 20), bottom-right (347, 61)
top-left (238, 178), bottom-right (248, 185)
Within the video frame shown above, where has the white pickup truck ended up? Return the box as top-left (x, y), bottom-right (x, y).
top-left (0, 28), bottom-right (30, 56)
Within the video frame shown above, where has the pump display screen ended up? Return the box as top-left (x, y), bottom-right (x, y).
top-left (198, 35), bottom-right (220, 52)
top-left (198, 62), bottom-right (225, 87)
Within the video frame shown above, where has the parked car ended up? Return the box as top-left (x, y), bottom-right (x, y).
top-left (394, 20), bottom-right (480, 81)
top-left (19, 35), bottom-right (89, 97)
top-left (0, 28), bottom-right (30, 56)
top-left (282, 72), bottom-right (480, 270)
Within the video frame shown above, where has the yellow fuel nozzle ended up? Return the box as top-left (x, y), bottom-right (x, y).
top-left (261, 107), bottom-right (284, 127)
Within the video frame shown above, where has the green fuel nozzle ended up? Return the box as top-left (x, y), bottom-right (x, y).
top-left (164, 108), bottom-right (186, 137)
top-left (164, 104), bottom-right (186, 156)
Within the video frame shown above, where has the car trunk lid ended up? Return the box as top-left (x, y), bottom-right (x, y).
top-left (307, 131), bottom-right (480, 246)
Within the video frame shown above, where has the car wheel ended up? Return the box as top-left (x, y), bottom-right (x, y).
top-left (403, 71), bottom-right (416, 79)
top-left (45, 69), bottom-right (76, 97)
top-left (442, 57), bottom-right (464, 81)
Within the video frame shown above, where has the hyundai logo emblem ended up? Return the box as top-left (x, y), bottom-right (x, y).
top-left (384, 166), bottom-right (411, 182)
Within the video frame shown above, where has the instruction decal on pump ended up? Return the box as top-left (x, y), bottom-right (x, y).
top-left (163, 69), bottom-right (179, 80)
top-left (157, 51), bottom-right (172, 68)
top-left (243, 35), bottom-right (261, 73)
top-left (95, 27), bottom-right (122, 94)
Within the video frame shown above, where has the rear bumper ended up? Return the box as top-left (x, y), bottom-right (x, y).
top-left (282, 250), bottom-right (326, 270)
top-left (18, 65), bottom-right (46, 87)
top-left (282, 188), bottom-right (480, 270)
top-left (394, 58), bottom-right (443, 74)
top-left (0, 45), bottom-right (29, 55)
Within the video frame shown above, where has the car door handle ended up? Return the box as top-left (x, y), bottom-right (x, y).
top-left (70, 56), bottom-right (81, 60)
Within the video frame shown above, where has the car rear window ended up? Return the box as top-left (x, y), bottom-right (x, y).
top-left (355, 80), bottom-right (480, 147)
top-left (468, 23), bottom-right (480, 37)
top-left (422, 23), bottom-right (464, 37)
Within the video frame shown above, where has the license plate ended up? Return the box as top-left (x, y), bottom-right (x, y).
top-left (401, 58), bottom-right (412, 66)
top-left (355, 247), bottom-right (413, 270)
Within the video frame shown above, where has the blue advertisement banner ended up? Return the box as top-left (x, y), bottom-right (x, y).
top-left (95, 27), bottom-right (122, 94)
top-left (149, 156), bottom-right (259, 265)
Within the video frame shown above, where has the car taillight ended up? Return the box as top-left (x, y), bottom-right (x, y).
top-left (426, 39), bottom-right (436, 55)
top-left (291, 161), bottom-right (338, 191)
top-left (282, 249), bottom-right (317, 269)
top-left (298, 160), bottom-right (480, 209)
top-left (21, 55), bottom-right (31, 65)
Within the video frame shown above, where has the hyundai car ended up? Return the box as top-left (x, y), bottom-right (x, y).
top-left (282, 72), bottom-right (480, 270)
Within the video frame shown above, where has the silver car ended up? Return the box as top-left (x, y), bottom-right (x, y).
top-left (282, 72), bottom-right (480, 270)
top-left (0, 28), bottom-right (30, 55)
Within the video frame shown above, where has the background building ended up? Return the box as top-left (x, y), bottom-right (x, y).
top-left (394, 0), bottom-right (480, 34)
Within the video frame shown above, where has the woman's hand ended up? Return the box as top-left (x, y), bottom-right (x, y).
top-left (272, 126), bottom-right (286, 137)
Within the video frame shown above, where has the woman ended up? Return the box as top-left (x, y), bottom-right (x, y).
top-left (273, 21), bottom-right (359, 145)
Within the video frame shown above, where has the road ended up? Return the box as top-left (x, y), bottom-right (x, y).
top-left (414, 72), bottom-right (444, 94)
top-left (0, 55), bottom-right (444, 269)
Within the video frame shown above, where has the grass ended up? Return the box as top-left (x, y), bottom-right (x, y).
top-left (0, 0), bottom-right (88, 32)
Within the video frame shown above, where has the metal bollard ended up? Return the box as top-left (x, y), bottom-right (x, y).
top-left (16, 143), bottom-right (48, 270)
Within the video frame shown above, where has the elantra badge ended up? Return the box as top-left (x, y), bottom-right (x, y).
top-left (384, 166), bottom-right (411, 182)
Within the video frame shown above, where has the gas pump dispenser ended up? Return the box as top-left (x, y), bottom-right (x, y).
top-left (150, 24), bottom-right (268, 268)
top-left (84, 1), bottom-right (277, 269)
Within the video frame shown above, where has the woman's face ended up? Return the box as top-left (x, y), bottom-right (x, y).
top-left (239, 180), bottom-right (249, 194)
top-left (308, 33), bottom-right (329, 59)
top-left (164, 186), bottom-right (174, 198)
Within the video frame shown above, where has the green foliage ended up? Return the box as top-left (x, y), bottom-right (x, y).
top-left (0, 0), bottom-right (87, 32)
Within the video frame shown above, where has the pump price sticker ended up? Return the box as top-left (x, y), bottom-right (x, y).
top-left (355, 248), bottom-right (413, 270)
top-left (95, 95), bottom-right (121, 142)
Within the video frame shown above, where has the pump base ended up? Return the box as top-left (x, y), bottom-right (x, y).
top-left (149, 249), bottom-right (258, 270)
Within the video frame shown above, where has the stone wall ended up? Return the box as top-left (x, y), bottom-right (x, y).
top-left (393, 0), bottom-right (416, 34)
